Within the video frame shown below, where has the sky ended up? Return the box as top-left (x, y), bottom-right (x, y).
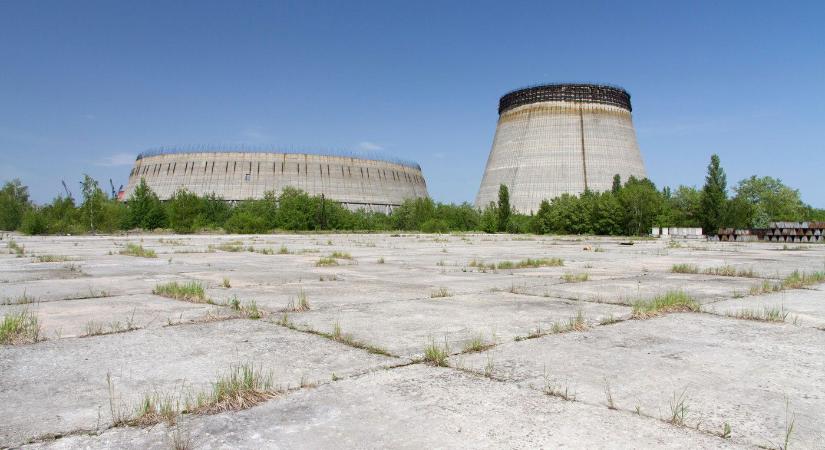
top-left (1, 0), bottom-right (823, 207)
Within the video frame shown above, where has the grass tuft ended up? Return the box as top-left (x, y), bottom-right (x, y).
top-left (561, 272), bottom-right (589, 283)
top-left (430, 287), bottom-right (452, 298)
top-left (671, 264), bottom-right (699, 274)
top-left (631, 291), bottom-right (699, 319)
top-left (730, 306), bottom-right (790, 323)
top-left (191, 363), bottom-right (278, 414)
top-left (423, 338), bottom-right (450, 367)
top-left (462, 334), bottom-right (493, 353)
top-left (315, 256), bottom-right (339, 267)
top-left (0, 309), bottom-right (42, 344)
top-left (119, 243), bottom-right (157, 258)
top-left (153, 281), bottom-right (209, 303)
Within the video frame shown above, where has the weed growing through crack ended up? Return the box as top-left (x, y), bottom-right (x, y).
top-left (119, 243), bottom-right (157, 258)
top-left (730, 306), bottom-right (790, 323)
top-left (669, 389), bottom-right (689, 426)
top-left (329, 251), bottom-right (352, 260)
top-left (703, 265), bottom-right (758, 278)
top-left (35, 254), bottom-right (73, 263)
top-left (377, 257), bottom-right (385, 264)
top-left (190, 363), bottom-right (279, 414)
top-left (316, 257), bottom-right (338, 267)
top-left (221, 277), bottom-right (231, 288)
top-left (0, 308), bottom-right (42, 344)
top-left (423, 338), bottom-right (450, 367)
top-left (671, 264), bottom-right (699, 274)
top-left (603, 377), bottom-right (616, 409)
top-left (721, 422), bottom-right (732, 439)
top-left (599, 314), bottom-right (619, 325)
top-left (284, 289), bottom-right (311, 312)
top-left (153, 281), bottom-right (209, 303)
top-left (462, 334), bottom-right (493, 353)
top-left (514, 311), bottom-right (588, 341)
top-left (631, 291), bottom-right (699, 319)
top-left (561, 272), bottom-right (589, 283)
top-left (430, 287), bottom-right (452, 298)
top-left (543, 372), bottom-right (576, 401)
top-left (781, 399), bottom-right (796, 450)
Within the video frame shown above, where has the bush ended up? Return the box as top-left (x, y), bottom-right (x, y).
top-left (224, 210), bottom-right (269, 234)
top-left (20, 209), bottom-right (48, 235)
top-left (420, 218), bottom-right (450, 233)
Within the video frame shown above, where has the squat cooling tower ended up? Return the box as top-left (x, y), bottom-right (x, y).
top-left (123, 149), bottom-right (428, 212)
top-left (475, 83), bottom-right (646, 213)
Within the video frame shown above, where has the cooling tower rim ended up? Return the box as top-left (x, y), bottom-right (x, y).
top-left (498, 82), bottom-right (632, 115)
top-left (135, 146), bottom-right (422, 171)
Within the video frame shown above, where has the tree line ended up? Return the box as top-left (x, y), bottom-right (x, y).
top-left (1, 155), bottom-right (822, 236)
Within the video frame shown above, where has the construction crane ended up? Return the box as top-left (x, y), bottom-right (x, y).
top-left (61, 180), bottom-right (73, 200)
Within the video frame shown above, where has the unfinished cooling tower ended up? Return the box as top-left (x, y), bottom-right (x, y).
top-left (122, 148), bottom-right (428, 212)
top-left (475, 83), bottom-right (647, 213)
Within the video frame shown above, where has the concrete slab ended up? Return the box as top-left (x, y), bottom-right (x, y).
top-left (0, 294), bottom-right (223, 339)
top-left (0, 319), bottom-right (395, 447)
top-left (708, 289), bottom-right (825, 329)
top-left (455, 314), bottom-right (825, 448)
top-left (287, 293), bottom-right (630, 357)
top-left (24, 365), bottom-right (743, 449)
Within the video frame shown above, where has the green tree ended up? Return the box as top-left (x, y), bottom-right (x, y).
top-left (668, 186), bottom-right (702, 227)
top-left (611, 174), bottom-right (622, 194)
top-left (732, 176), bottom-right (805, 224)
top-left (165, 189), bottom-right (203, 233)
top-left (618, 177), bottom-right (663, 235)
top-left (0, 179), bottom-right (31, 230)
top-left (126, 178), bottom-right (166, 230)
top-left (480, 202), bottom-right (498, 233)
top-left (591, 192), bottom-right (623, 235)
top-left (497, 184), bottom-right (511, 232)
top-left (699, 154), bottom-right (727, 234)
top-left (80, 175), bottom-right (107, 232)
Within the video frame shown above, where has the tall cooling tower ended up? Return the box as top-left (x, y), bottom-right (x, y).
top-left (475, 83), bottom-right (646, 213)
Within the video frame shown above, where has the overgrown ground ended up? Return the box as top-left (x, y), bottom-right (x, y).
top-left (1, 232), bottom-right (824, 449)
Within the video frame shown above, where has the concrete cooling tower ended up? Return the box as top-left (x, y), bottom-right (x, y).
top-left (475, 83), bottom-right (647, 213)
top-left (123, 149), bottom-right (428, 212)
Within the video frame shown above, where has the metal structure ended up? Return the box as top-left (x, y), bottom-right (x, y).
top-left (476, 83), bottom-right (647, 214)
top-left (122, 149), bottom-right (429, 213)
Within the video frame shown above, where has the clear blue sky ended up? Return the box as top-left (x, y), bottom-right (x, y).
top-left (2, 1), bottom-right (823, 207)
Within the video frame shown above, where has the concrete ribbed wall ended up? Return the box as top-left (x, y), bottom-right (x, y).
top-left (475, 101), bottom-right (646, 214)
top-left (123, 152), bottom-right (429, 212)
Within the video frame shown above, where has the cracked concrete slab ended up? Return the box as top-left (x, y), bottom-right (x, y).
top-left (455, 313), bottom-right (825, 448)
top-left (23, 365), bottom-right (744, 449)
top-left (0, 319), bottom-right (395, 447)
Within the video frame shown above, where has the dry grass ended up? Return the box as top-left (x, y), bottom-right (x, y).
top-left (119, 243), bottom-right (157, 258)
top-left (283, 289), bottom-right (311, 312)
top-left (315, 257), bottom-right (339, 267)
top-left (631, 291), bottom-right (699, 319)
top-left (190, 363), bottom-right (279, 414)
top-left (153, 281), bottom-right (209, 303)
top-left (35, 254), bottom-right (73, 263)
top-left (0, 309), bottom-right (42, 344)
top-left (671, 264), bottom-right (699, 274)
top-left (430, 287), bottom-right (452, 298)
top-left (561, 272), bottom-right (589, 283)
top-left (462, 334), bottom-right (494, 353)
top-left (498, 258), bottom-right (564, 270)
top-left (729, 306), bottom-right (791, 323)
top-left (515, 311), bottom-right (587, 341)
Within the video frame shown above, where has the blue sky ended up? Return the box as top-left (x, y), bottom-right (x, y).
top-left (1, 0), bottom-right (823, 206)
